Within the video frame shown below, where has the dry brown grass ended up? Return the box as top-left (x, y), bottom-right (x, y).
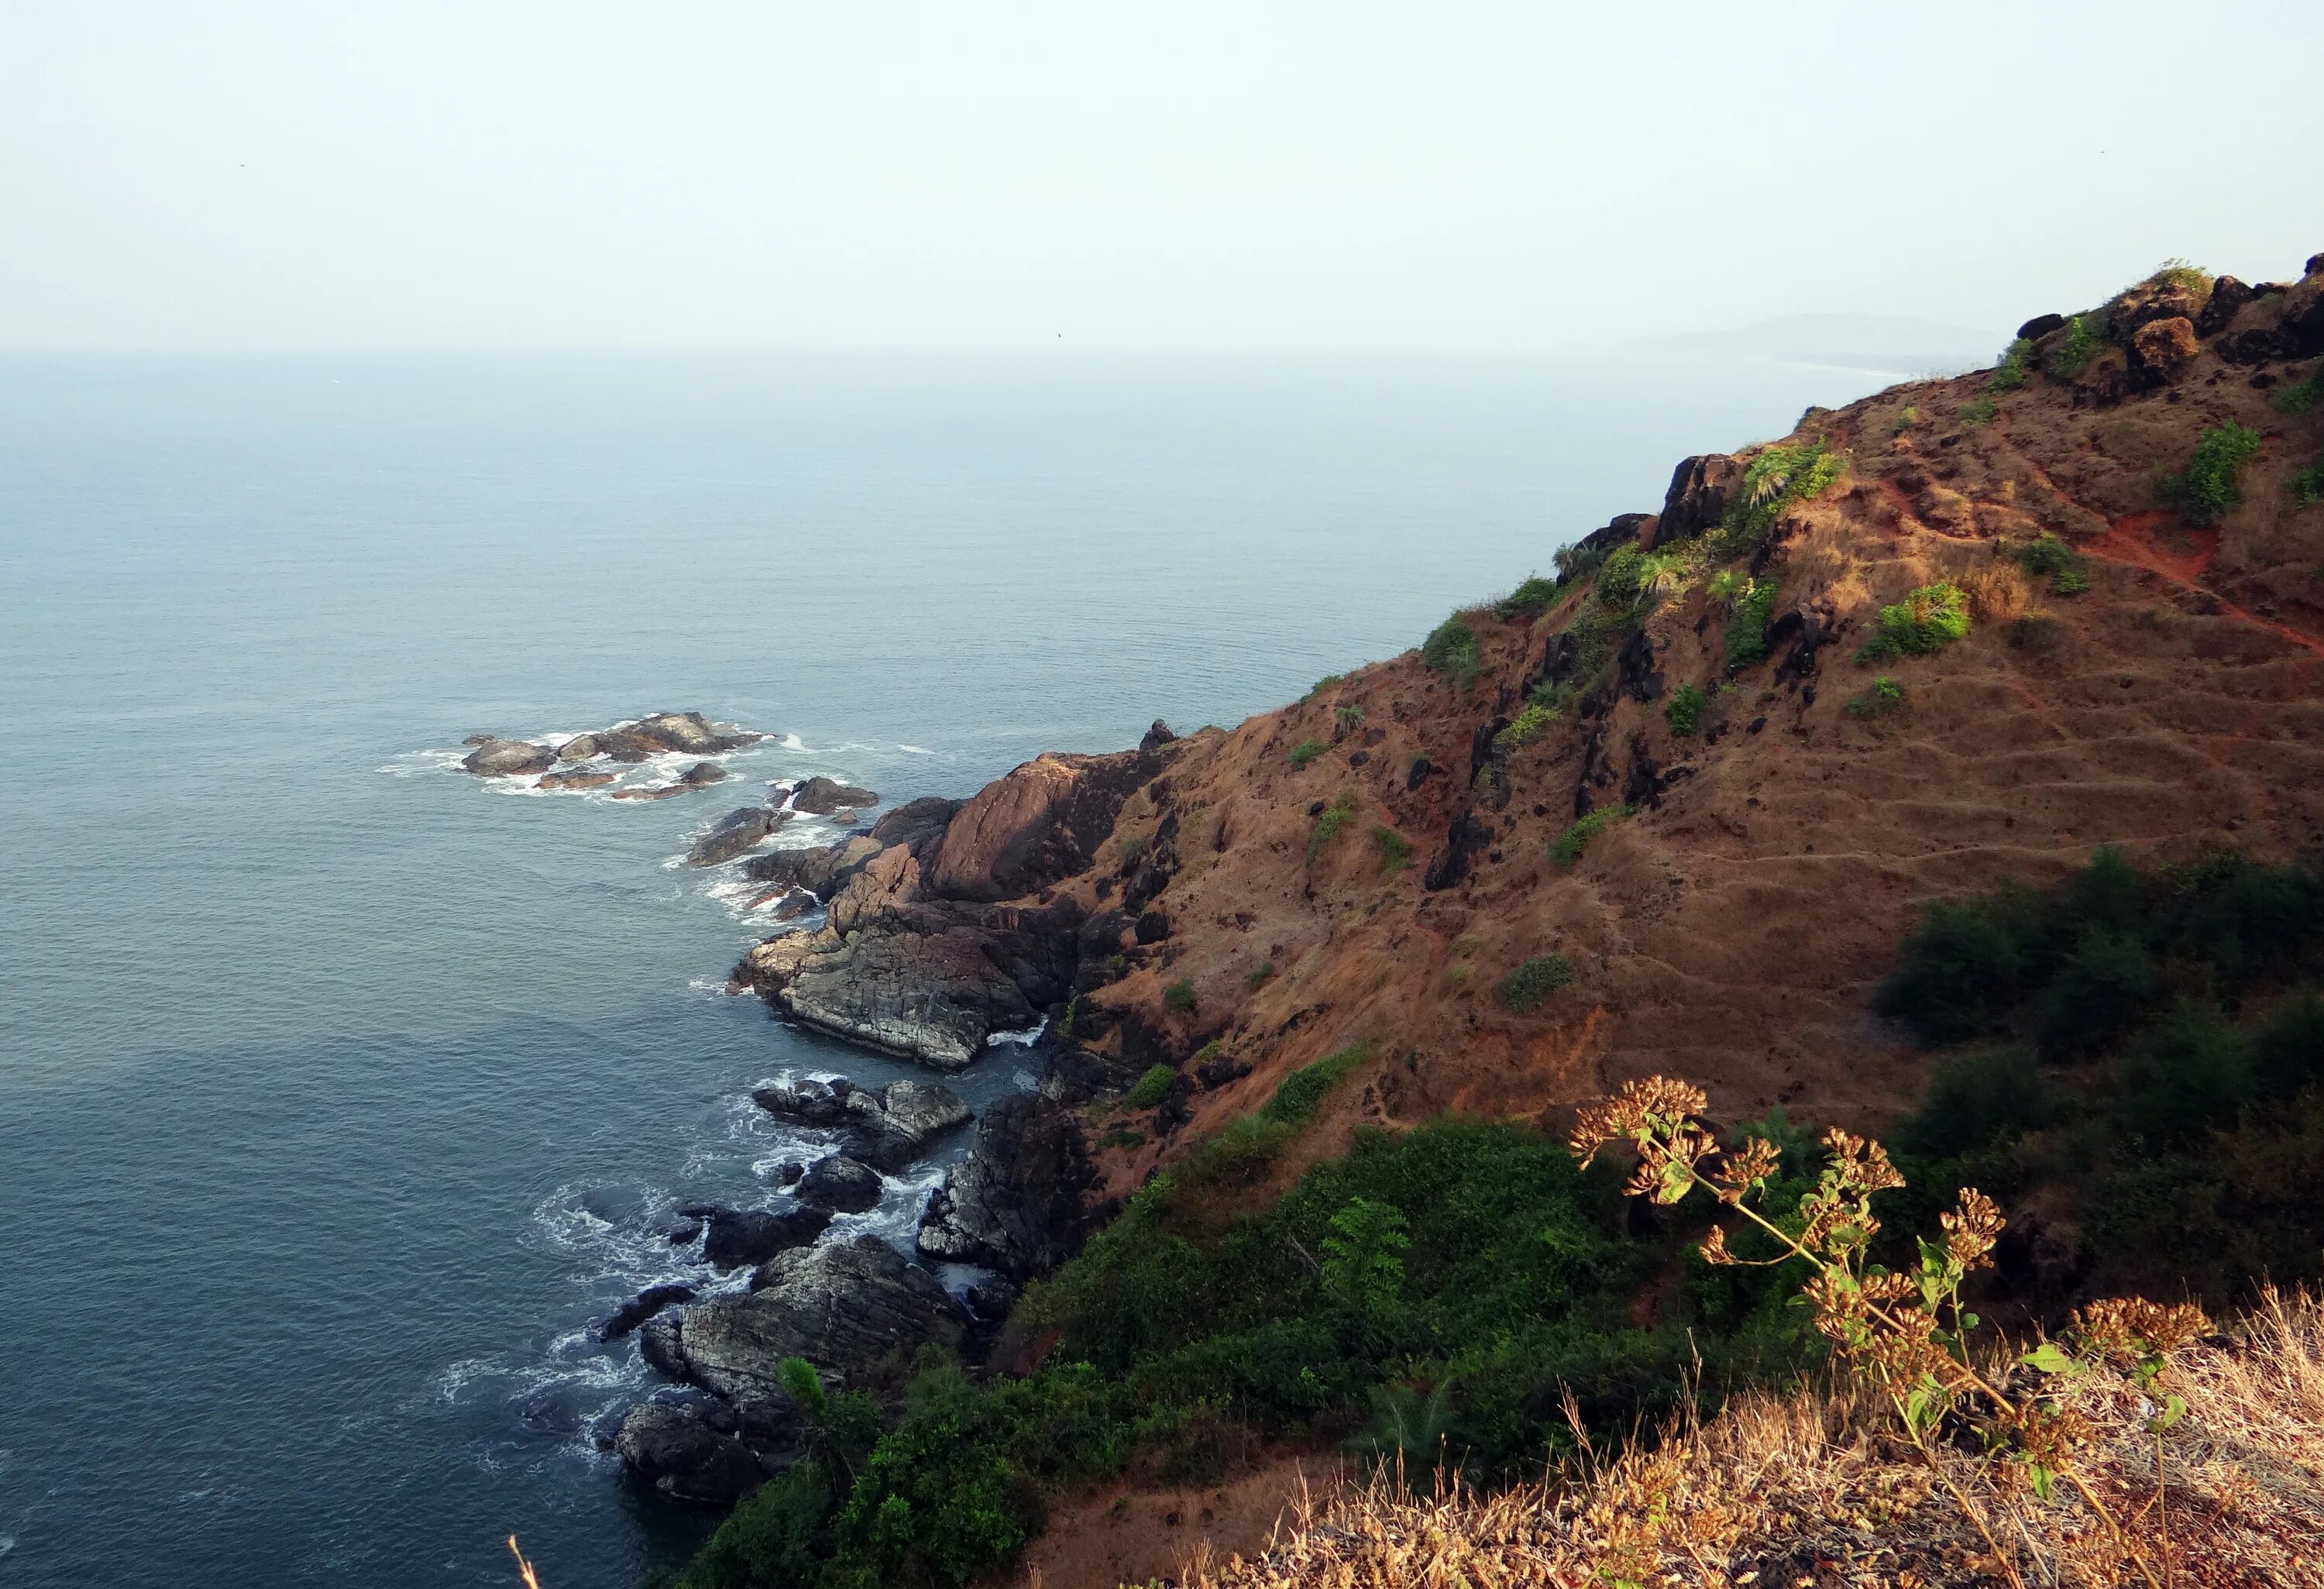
top-left (1177, 1288), bottom-right (2324, 1589)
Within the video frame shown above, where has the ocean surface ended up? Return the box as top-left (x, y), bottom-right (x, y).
top-left (0, 350), bottom-right (1912, 1587)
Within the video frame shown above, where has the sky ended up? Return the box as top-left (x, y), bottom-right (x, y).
top-left (2, 1), bottom-right (2319, 352)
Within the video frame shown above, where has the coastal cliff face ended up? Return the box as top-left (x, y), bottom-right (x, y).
top-left (733, 253), bottom-right (2324, 1196)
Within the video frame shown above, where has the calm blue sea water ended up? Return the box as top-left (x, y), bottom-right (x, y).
top-left (0, 352), bottom-right (1898, 1587)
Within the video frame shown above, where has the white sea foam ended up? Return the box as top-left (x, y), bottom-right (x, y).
top-left (896, 744), bottom-right (933, 755)
top-left (985, 1019), bottom-right (1047, 1048)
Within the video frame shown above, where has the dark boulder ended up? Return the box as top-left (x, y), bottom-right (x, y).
top-left (702, 1206), bottom-right (833, 1270)
top-left (741, 834), bottom-right (884, 901)
top-left (868, 796), bottom-right (964, 858)
top-left (916, 1093), bottom-right (1097, 1280)
top-left (2016, 312), bottom-right (2067, 342)
top-left (460, 738), bottom-right (556, 777)
top-left (679, 761), bottom-right (728, 786)
top-left (1422, 807), bottom-right (1491, 893)
top-left (557, 734), bottom-right (602, 762)
top-left (796, 1154), bottom-right (882, 1213)
top-left (928, 749), bottom-right (1159, 903)
top-left (538, 768), bottom-right (615, 790)
top-left (751, 1075), bottom-right (972, 1171)
top-left (1618, 628), bottom-right (1664, 703)
top-left (2128, 316), bottom-right (2199, 390)
top-left (1139, 719), bottom-right (1177, 752)
top-left (790, 776), bottom-right (878, 814)
top-left (615, 1398), bottom-right (769, 1506)
top-left (594, 728), bottom-right (665, 762)
top-left (1652, 456), bottom-right (1742, 548)
top-left (2195, 277), bottom-right (2256, 337)
top-left (632, 712), bottom-right (762, 754)
top-left (733, 920), bottom-right (1040, 1070)
top-left (687, 807), bottom-right (788, 867)
top-left (596, 1282), bottom-right (699, 1342)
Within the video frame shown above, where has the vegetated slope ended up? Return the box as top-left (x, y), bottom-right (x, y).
top-left (1045, 253), bottom-right (2324, 1194)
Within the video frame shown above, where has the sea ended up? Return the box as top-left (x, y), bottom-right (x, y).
top-left (0, 349), bottom-right (1920, 1587)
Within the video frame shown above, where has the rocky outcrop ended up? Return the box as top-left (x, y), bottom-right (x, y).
top-left (2129, 316), bottom-right (2199, 390)
top-left (1652, 456), bottom-right (1741, 548)
top-left (679, 762), bottom-right (728, 786)
top-left (596, 1282), bottom-right (699, 1341)
top-left (916, 1094), bottom-right (1097, 1280)
top-left (930, 750), bottom-right (1161, 902)
top-left (699, 1206), bottom-right (833, 1270)
top-left (796, 1154), bottom-right (883, 1213)
top-left (558, 734), bottom-right (601, 762)
top-left (461, 738), bottom-right (557, 776)
top-left (616, 1398), bottom-right (770, 1505)
top-left (868, 796), bottom-right (963, 857)
top-left (538, 768), bottom-right (615, 790)
top-left (734, 914), bottom-right (1048, 1069)
top-left (649, 1236), bottom-right (968, 1402)
top-left (790, 776), bottom-right (878, 814)
top-left (751, 1075), bottom-right (973, 1171)
top-left (633, 712), bottom-right (763, 755)
top-left (742, 835), bottom-right (885, 900)
top-left (687, 807), bottom-right (789, 867)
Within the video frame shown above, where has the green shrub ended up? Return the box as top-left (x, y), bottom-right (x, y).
top-left (2290, 462), bottom-right (2324, 509)
top-left (1125, 1064), bottom-right (1177, 1110)
top-left (1497, 954), bottom-right (1575, 1013)
top-left (2008, 613), bottom-right (2064, 654)
top-left (2274, 368), bottom-right (2324, 414)
top-left (1163, 978), bottom-right (1198, 1015)
top-left (2164, 422), bottom-right (2262, 525)
top-left (1663, 682), bottom-right (1708, 736)
top-left (1494, 576), bottom-right (1559, 621)
top-left (1287, 738), bottom-right (1327, 769)
top-left (1855, 583), bottom-right (1969, 662)
top-left (1097, 1125), bottom-right (1147, 1150)
top-left (1552, 805), bottom-right (1631, 869)
top-left (1493, 701), bottom-right (1559, 752)
top-left (1844, 675), bottom-right (1906, 718)
top-left (1988, 337), bottom-right (2034, 392)
top-left (1334, 704), bottom-right (1364, 731)
top-left (1721, 577), bottom-right (1783, 671)
top-left (1260, 1040), bottom-right (1376, 1126)
top-left (1421, 614), bottom-right (1483, 690)
top-left (1891, 404), bottom-right (1919, 435)
top-left (1554, 539), bottom-right (1607, 583)
top-left (1528, 678), bottom-right (1581, 715)
top-left (1308, 789), bottom-right (1357, 858)
top-left (1305, 675), bottom-right (1342, 700)
top-left (1961, 394), bottom-right (1998, 425)
top-left (1717, 435), bottom-right (1844, 556)
top-left (1245, 959), bottom-right (1276, 991)
top-left (1373, 825), bottom-right (1414, 874)
top-left (2045, 313), bottom-right (2105, 379)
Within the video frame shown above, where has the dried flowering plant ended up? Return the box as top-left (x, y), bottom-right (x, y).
top-left (1570, 1076), bottom-right (2206, 1589)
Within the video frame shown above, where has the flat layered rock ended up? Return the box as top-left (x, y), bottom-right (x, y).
top-left (741, 834), bottom-right (884, 900)
top-left (750, 1075), bottom-right (971, 1168)
top-left (686, 807), bottom-right (789, 867)
top-left (791, 775), bottom-right (878, 814)
top-left (735, 923), bottom-right (1037, 1070)
top-left (461, 738), bottom-right (557, 776)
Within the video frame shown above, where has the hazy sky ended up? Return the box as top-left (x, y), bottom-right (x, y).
top-left (5, 1), bottom-right (2319, 351)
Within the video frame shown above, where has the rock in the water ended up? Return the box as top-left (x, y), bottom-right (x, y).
top-left (687, 807), bottom-right (788, 867)
top-left (615, 1398), bottom-right (769, 1505)
top-left (868, 796), bottom-right (964, 856)
top-left (796, 1154), bottom-right (882, 1213)
top-left (633, 712), bottom-right (762, 754)
top-left (538, 768), bottom-right (615, 790)
top-left (557, 734), bottom-right (601, 762)
top-left (916, 1093), bottom-right (1095, 1280)
top-left (596, 1282), bottom-right (699, 1342)
top-left (702, 1206), bottom-right (834, 1270)
top-left (751, 1075), bottom-right (973, 1171)
top-left (611, 784), bottom-right (689, 801)
top-left (461, 738), bottom-right (557, 776)
top-left (741, 835), bottom-right (884, 900)
top-left (594, 728), bottom-right (664, 762)
top-left (679, 761), bottom-right (728, 786)
top-left (790, 775), bottom-right (878, 814)
top-left (656, 1236), bottom-right (968, 1401)
top-left (734, 923), bottom-right (1037, 1069)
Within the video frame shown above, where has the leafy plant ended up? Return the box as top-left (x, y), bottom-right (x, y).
top-left (1245, 959), bottom-right (1276, 991)
top-left (1373, 825), bottom-right (1414, 874)
top-left (1308, 789), bottom-right (1357, 858)
top-left (1306, 674), bottom-right (1342, 700)
top-left (1497, 954), bottom-right (1575, 1013)
top-left (2289, 461), bottom-right (2324, 509)
top-left (2008, 612), bottom-right (2064, 654)
top-left (1891, 404), bottom-right (1920, 435)
top-left (2273, 367), bottom-right (2324, 414)
top-left (1164, 978), bottom-right (1198, 1015)
top-left (1260, 1040), bottom-right (1377, 1126)
top-left (2046, 314), bottom-right (2105, 379)
top-left (1126, 1064), bottom-right (1177, 1110)
top-left (1422, 614), bottom-right (1483, 691)
top-left (1494, 576), bottom-right (1559, 621)
top-left (1961, 394), bottom-right (1998, 425)
top-left (1721, 577), bottom-right (1783, 671)
top-left (1845, 675), bottom-right (1906, 718)
top-left (1552, 805), bottom-right (1631, 869)
top-left (2164, 423), bottom-right (2263, 525)
top-left (1855, 583), bottom-right (1969, 662)
top-left (1287, 738), bottom-right (1328, 769)
top-left (1664, 682), bottom-right (1708, 736)
top-left (1334, 704), bottom-right (1364, 732)
top-left (1988, 337), bottom-right (2034, 392)
top-left (1717, 436), bottom-right (1844, 557)
top-left (1493, 701), bottom-right (1559, 752)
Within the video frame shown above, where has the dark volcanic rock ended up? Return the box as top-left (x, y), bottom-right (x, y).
top-left (916, 1094), bottom-right (1096, 1280)
top-left (633, 712), bottom-right (762, 754)
top-left (679, 761), bottom-right (728, 786)
top-left (751, 1075), bottom-right (972, 1171)
top-left (593, 728), bottom-right (664, 762)
top-left (734, 921), bottom-right (1040, 1069)
top-left (2195, 277), bottom-right (2256, 338)
top-left (687, 807), bottom-right (788, 867)
top-left (461, 738), bottom-right (557, 776)
top-left (1422, 807), bottom-right (1492, 893)
top-left (538, 768), bottom-right (616, 790)
top-left (557, 734), bottom-right (601, 762)
top-left (796, 1154), bottom-right (882, 1213)
top-left (615, 1398), bottom-right (768, 1505)
top-left (2016, 312), bottom-right (2067, 342)
top-left (656, 1236), bottom-right (968, 1399)
top-left (702, 1206), bottom-right (832, 1270)
top-left (2129, 315), bottom-right (2199, 390)
top-left (790, 776), bottom-right (878, 814)
top-left (741, 834), bottom-right (885, 900)
top-left (596, 1282), bottom-right (699, 1342)
top-left (1139, 719), bottom-right (1177, 752)
top-left (930, 749), bottom-right (1160, 903)
top-left (868, 796), bottom-right (964, 857)
top-left (1652, 456), bottom-right (1742, 548)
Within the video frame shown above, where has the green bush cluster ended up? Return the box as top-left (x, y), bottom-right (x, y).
top-left (2012, 533), bottom-right (2090, 596)
top-left (1877, 848), bottom-right (2324, 1308)
top-left (1496, 954), bottom-right (1574, 1013)
top-left (1334, 704), bottom-right (1363, 731)
top-left (1421, 614), bottom-right (1483, 691)
top-left (2289, 461), bottom-right (2324, 510)
top-left (1716, 435), bottom-right (1844, 558)
top-left (2045, 314), bottom-right (2105, 379)
top-left (2164, 422), bottom-right (2262, 526)
top-left (1987, 337), bottom-right (2034, 393)
top-left (1845, 676), bottom-right (1906, 718)
top-left (1373, 825), bottom-right (1414, 874)
top-left (1308, 789), bottom-right (1357, 859)
top-left (1125, 1064), bottom-right (1178, 1111)
top-left (1287, 738), bottom-right (1327, 769)
top-left (1494, 576), bottom-right (1559, 621)
top-left (1663, 682), bottom-right (1708, 736)
top-left (1492, 701), bottom-right (1559, 752)
top-left (1960, 394), bottom-right (1998, 425)
top-left (1552, 805), bottom-right (1631, 869)
top-left (1855, 583), bottom-right (1969, 663)
top-left (1721, 576), bottom-right (1782, 671)
top-left (2274, 367), bottom-right (2324, 415)
top-left (1163, 978), bottom-right (1198, 1015)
